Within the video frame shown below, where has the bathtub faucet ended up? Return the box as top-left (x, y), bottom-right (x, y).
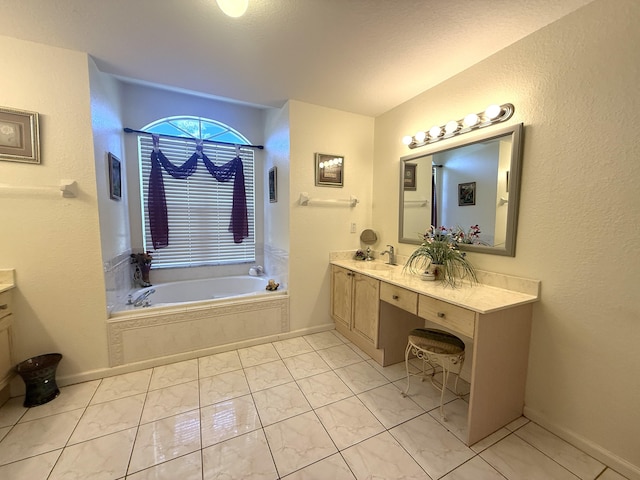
top-left (249, 265), bottom-right (264, 276)
top-left (133, 288), bottom-right (155, 307)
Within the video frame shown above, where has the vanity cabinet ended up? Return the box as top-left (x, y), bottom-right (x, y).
top-left (0, 289), bottom-right (14, 403)
top-left (418, 295), bottom-right (475, 339)
top-left (331, 265), bottom-right (380, 349)
top-left (329, 259), bottom-right (540, 445)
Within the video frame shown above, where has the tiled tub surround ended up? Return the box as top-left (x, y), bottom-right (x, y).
top-left (329, 253), bottom-right (540, 446)
top-left (103, 251), bottom-right (136, 315)
top-left (0, 330), bottom-right (627, 480)
top-left (108, 292), bottom-right (289, 366)
top-left (264, 243), bottom-right (289, 290)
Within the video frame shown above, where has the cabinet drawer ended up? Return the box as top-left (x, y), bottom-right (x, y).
top-left (0, 292), bottom-right (11, 321)
top-left (418, 295), bottom-right (475, 338)
top-left (380, 283), bottom-right (417, 315)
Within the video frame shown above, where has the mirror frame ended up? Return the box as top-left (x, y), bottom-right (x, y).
top-left (399, 123), bottom-right (524, 256)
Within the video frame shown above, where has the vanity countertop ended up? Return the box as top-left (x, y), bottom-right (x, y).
top-left (0, 269), bottom-right (16, 293)
top-left (330, 259), bottom-right (540, 314)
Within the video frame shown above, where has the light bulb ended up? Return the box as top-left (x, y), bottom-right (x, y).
top-left (216, 0), bottom-right (248, 18)
top-left (485, 104), bottom-right (502, 120)
top-left (463, 113), bottom-right (479, 127)
top-left (402, 135), bottom-right (413, 145)
top-left (415, 131), bottom-right (426, 143)
top-left (429, 126), bottom-right (441, 139)
top-left (445, 120), bottom-right (459, 134)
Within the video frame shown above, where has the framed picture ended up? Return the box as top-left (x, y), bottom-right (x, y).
top-left (108, 153), bottom-right (122, 200)
top-left (315, 153), bottom-right (344, 187)
top-left (404, 163), bottom-right (417, 190)
top-left (268, 166), bottom-right (277, 203)
top-left (0, 107), bottom-right (40, 164)
top-left (458, 182), bottom-right (476, 206)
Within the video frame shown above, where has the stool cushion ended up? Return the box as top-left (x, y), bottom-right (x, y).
top-left (408, 328), bottom-right (465, 355)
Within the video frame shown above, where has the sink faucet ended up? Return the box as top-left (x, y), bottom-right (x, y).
top-left (133, 288), bottom-right (155, 307)
top-left (381, 245), bottom-right (396, 265)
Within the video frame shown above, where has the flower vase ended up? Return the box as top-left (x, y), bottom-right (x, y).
top-left (140, 264), bottom-right (151, 284)
top-left (422, 263), bottom-right (445, 281)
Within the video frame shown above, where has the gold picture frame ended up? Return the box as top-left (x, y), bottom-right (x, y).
top-left (0, 107), bottom-right (40, 164)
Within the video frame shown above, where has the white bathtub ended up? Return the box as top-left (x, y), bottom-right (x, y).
top-left (107, 275), bottom-right (289, 366)
top-left (121, 275), bottom-right (274, 309)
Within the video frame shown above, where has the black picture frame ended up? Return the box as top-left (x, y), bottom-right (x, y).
top-left (458, 181), bottom-right (476, 206)
top-left (315, 153), bottom-right (344, 187)
top-left (108, 152), bottom-right (122, 200)
top-left (269, 166), bottom-right (277, 203)
top-left (404, 163), bottom-right (417, 190)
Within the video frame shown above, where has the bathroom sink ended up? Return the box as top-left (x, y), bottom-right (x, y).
top-left (358, 262), bottom-right (396, 272)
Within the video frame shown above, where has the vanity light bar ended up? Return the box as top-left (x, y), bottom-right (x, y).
top-left (402, 103), bottom-right (515, 149)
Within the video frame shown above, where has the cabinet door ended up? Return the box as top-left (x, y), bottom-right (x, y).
top-left (331, 266), bottom-right (352, 329)
top-left (352, 273), bottom-right (380, 346)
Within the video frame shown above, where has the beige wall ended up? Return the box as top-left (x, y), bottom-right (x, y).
top-left (288, 100), bottom-right (374, 331)
top-left (90, 60), bottom-right (129, 264)
top-left (1, 0), bottom-right (639, 474)
top-left (373, 0), bottom-right (639, 474)
top-left (0, 36), bottom-right (109, 378)
top-left (264, 104), bottom-right (291, 252)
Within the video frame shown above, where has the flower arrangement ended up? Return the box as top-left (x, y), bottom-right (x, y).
top-left (131, 252), bottom-right (153, 287)
top-left (404, 226), bottom-right (477, 287)
top-left (130, 252), bottom-right (153, 266)
top-left (451, 224), bottom-right (482, 244)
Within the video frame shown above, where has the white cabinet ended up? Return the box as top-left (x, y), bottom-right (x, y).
top-left (330, 266), bottom-right (381, 359)
top-left (0, 289), bottom-right (14, 402)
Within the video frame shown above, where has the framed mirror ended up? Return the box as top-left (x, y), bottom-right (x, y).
top-left (399, 123), bottom-right (523, 256)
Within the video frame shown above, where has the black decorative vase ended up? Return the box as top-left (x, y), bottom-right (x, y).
top-left (16, 353), bottom-right (63, 407)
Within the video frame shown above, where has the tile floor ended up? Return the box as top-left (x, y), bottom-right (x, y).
top-left (0, 330), bottom-right (630, 479)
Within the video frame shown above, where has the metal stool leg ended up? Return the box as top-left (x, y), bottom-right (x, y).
top-left (437, 359), bottom-right (449, 420)
top-left (401, 341), bottom-right (412, 398)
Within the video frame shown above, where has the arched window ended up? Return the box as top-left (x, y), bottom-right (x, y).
top-left (138, 116), bottom-right (255, 268)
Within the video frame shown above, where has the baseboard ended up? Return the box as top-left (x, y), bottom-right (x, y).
top-left (10, 322), bottom-right (336, 397)
top-left (524, 406), bottom-right (640, 480)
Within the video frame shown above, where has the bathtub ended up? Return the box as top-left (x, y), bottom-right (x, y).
top-left (118, 275), bottom-right (276, 310)
top-left (107, 275), bottom-right (289, 366)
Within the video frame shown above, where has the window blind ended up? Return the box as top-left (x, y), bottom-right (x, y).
top-left (139, 136), bottom-right (255, 268)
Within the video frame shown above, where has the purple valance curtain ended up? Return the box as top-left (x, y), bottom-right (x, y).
top-left (148, 137), bottom-right (248, 249)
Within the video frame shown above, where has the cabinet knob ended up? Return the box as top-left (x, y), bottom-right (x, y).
top-left (0, 304), bottom-right (7, 310)
top-left (437, 311), bottom-right (445, 318)
top-left (392, 295), bottom-right (399, 300)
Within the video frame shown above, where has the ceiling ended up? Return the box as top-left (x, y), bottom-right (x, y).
top-left (2, 0), bottom-right (593, 117)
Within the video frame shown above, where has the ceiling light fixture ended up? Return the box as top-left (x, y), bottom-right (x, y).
top-left (216, 0), bottom-right (248, 18)
top-left (402, 103), bottom-right (515, 149)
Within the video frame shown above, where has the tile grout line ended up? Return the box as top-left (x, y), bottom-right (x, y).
top-left (1, 331), bottom-right (629, 480)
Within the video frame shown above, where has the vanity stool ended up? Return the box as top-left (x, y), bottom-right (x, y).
top-left (401, 328), bottom-right (465, 420)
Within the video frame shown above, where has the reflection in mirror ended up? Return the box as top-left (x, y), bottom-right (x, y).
top-left (399, 123), bottom-right (523, 256)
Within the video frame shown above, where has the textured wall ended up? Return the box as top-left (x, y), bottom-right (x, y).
top-left (0, 36), bottom-right (109, 377)
top-left (373, 0), bottom-right (640, 474)
top-left (288, 101), bottom-right (375, 331)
